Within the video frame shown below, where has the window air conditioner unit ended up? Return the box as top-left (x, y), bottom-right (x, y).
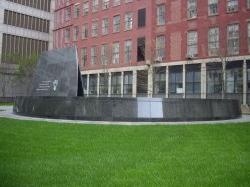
top-left (155, 57), bottom-right (163, 62)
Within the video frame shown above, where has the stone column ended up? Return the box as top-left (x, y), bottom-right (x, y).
top-left (132, 70), bottom-right (137, 97)
top-left (201, 62), bottom-right (207, 99)
top-left (243, 59), bottom-right (247, 105)
top-left (183, 64), bottom-right (186, 98)
top-left (121, 72), bottom-right (124, 97)
top-left (86, 74), bottom-right (90, 96)
top-left (108, 72), bottom-right (112, 97)
top-left (166, 66), bottom-right (169, 98)
top-left (148, 65), bottom-right (153, 98)
top-left (97, 73), bottom-right (100, 97)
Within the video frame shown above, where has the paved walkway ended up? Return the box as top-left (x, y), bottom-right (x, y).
top-left (0, 105), bottom-right (250, 126)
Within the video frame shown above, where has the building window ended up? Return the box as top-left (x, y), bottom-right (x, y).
top-left (65, 7), bottom-right (71, 21)
top-left (187, 31), bottom-right (198, 57)
top-left (99, 73), bottom-right (109, 96)
top-left (125, 12), bottom-right (133, 31)
top-left (74, 4), bottom-right (80, 18)
top-left (82, 24), bottom-right (88, 39)
top-left (112, 42), bottom-right (120, 64)
top-left (226, 63), bottom-right (243, 93)
top-left (207, 63), bottom-right (222, 95)
top-left (187, 0), bottom-right (197, 19)
top-left (81, 47), bottom-right (87, 66)
top-left (123, 71), bottom-right (133, 96)
top-left (83, 1), bottom-right (89, 16)
top-left (186, 64), bottom-right (201, 95)
top-left (102, 18), bottom-right (109, 35)
top-left (89, 74), bottom-right (97, 95)
top-left (138, 8), bottom-right (146, 28)
top-left (73, 26), bottom-right (79, 41)
top-left (113, 0), bottom-right (121, 6)
top-left (169, 66), bottom-right (183, 95)
top-left (248, 0), bottom-right (250, 9)
top-left (91, 21), bottom-right (98, 37)
top-left (156, 4), bottom-right (166, 26)
top-left (248, 22), bottom-right (250, 52)
top-left (64, 28), bottom-right (70, 43)
top-left (92, 0), bottom-right (99, 12)
top-left (137, 37), bottom-right (145, 61)
top-left (113, 15), bottom-right (120, 32)
top-left (91, 46), bottom-right (97, 64)
top-left (156, 35), bottom-right (165, 59)
top-left (153, 67), bottom-right (166, 95)
top-left (101, 44), bottom-right (109, 65)
top-left (227, 0), bottom-right (238, 12)
top-left (102, 0), bottom-right (110, 9)
top-left (208, 27), bottom-right (219, 56)
top-left (111, 72), bottom-right (121, 95)
top-left (124, 40), bottom-right (132, 64)
top-left (227, 24), bottom-right (239, 55)
top-left (208, 0), bottom-right (218, 16)
top-left (137, 70), bottom-right (148, 96)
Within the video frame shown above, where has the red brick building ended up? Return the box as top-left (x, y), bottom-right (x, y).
top-left (53, 0), bottom-right (250, 104)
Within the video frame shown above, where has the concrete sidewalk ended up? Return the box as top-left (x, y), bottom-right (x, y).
top-left (0, 105), bottom-right (250, 126)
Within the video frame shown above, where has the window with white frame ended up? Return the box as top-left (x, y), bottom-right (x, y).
top-left (187, 0), bottom-right (197, 19)
top-left (208, 0), bottom-right (218, 16)
top-left (92, 0), bottom-right (99, 12)
top-left (227, 24), bottom-right (239, 55)
top-left (111, 72), bottom-right (121, 95)
top-left (81, 47), bottom-right (87, 66)
top-left (112, 42), bottom-right (120, 64)
top-left (73, 26), bottom-right (79, 41)
top-left (113, 15), bottom-right (120, 32)
top-left (91, 46), bottom-right (97, 64)
top-left (248, 22), bottom-right (250, 52)
top-left (227, 0), bottom-right (238, 12)
top-left (101, 44), bottom-right (109, 64)
top-left (187, 31), bottom-right (198, 57)
top-left (91, 21), bottom-right (98, 37)
top-left (82, 23), bottom-right (88, 39)
top-left (64, 28), bottom-right (70, 42)
top-left (74, 3), bottom-right (80, 18)
top-left (83, 1), bottom-right (89, 16)
top-left (125, 12), bottom-right (133, 31)
top-left (123, 71), bottom-right (133, 96)
top-left (65, 7), bottom-right (71, 21)
top-left (102, 18), bottom-right (109, 35)
top-left (208, 27), bottom-right (219, 56)
top-left (102, 0), bottom-right (109, 9)
top-left (156, 35), bottom-right (166, 59)
top-left (157, 4), bottom-right (166, 25)
top-left (124, 40), bottom-right (132, 63)
top-left (113, 0), bottom-right (121, 6)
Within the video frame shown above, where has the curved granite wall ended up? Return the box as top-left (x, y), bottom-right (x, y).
top-left (14, 97), bottom-right (241, 122)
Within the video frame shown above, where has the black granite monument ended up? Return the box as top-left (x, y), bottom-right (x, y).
top-left (14, 47), bottom-right (241, 122)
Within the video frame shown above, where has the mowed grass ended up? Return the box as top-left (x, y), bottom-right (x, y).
top-left (0, 102), bottom-right (13, 106)
top-left (0, 118), bottom-right (249, 187)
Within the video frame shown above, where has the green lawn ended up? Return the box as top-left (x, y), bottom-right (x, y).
top-left (0, 102), bottom-right (13, 106)
top-left (0, 118), bottom-right (249, 187)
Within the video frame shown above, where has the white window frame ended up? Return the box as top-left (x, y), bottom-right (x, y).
top-left (124, 40), bottom-right (132, 63)
top-left (187, 31), bottom-right (198, 57)
top-left (112, 42), bottom-right (120, 64)
top-left (125, 12), bottom-right (133, 31)
top-left (208, 27), bottom-right (219, 56)
top-left (227, 24), bottom-right (239, 55)
top-left (157, 4), bottom-right (166, 26)
top-left (102, 18), bottom-right (109, 35)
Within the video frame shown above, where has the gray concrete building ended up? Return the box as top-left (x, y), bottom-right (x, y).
top-left (0, 0), bottom-right (54, 97)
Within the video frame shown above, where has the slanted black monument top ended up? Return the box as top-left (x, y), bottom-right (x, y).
top-left (31, 47), bottom-right (83, 97)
